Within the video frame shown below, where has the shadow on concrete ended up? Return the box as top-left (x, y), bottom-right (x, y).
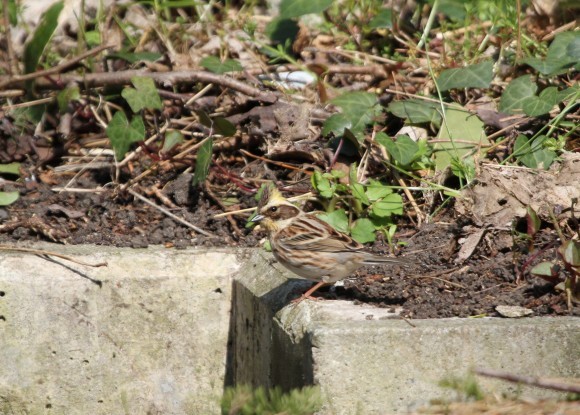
top-left (223, 278), bottom-right (314, 393)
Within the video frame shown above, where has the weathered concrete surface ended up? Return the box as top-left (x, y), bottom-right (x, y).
top-left (1, 244), bottom-right (579, 415)
top-left (234, 250), bottom-right (580, 414)
top-left (0, 244), bottom-right (240, 415)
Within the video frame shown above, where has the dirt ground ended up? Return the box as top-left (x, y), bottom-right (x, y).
top-left (0, 162), bottom-right (576, 319)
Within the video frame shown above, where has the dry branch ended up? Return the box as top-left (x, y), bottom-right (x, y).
top-left (0, 69), bottom-right (278, 103)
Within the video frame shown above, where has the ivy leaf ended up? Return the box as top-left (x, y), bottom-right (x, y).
top-left (522, 87), bottom-right (560, 116)
top-left (330, 92), bottom-right (380, 136)
top-left (200, 56), bottom-right (243, 74)
top-left (499, 75), bottom-right (537, 114)
top-left (514, 135), bottom-right (556, 169)
top-left (121, 77), bottom-right (163, 113)
top-left (433, 106), bottom-right (488, 173)
top-left (376, 133), bottom-right (419, 167)
top-left (106, 112), bottom-right (145, 159)
top-left (436, 61), bottom-right (493, 91)
top-left (322, 113), bottom-right (352, 137)
top-left (387, 99), bottom-right (442, 126)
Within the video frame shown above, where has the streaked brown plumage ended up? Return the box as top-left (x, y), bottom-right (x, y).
top-left (251, 185), bottom-right (406, 303)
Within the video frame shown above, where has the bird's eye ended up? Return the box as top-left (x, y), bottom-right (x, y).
top-left (270, 206), bottom-right (278, 212)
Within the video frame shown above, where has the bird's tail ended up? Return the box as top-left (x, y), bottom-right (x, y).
top-left (362, 254), bottom-right (410, 266)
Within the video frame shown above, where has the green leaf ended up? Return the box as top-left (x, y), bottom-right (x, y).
top-left (107, 51), bottom-right (163, 64)
top-left (84, 30), bottom-right (101, 47)
top-left (522, 57), bottom-right (572, 76)
top-left (433, 106), bottom-right (488, 172)
top-left (387, 99), bottom-right (442, 126)
top-left (193, 138), bottom-right (213, 185)
top-left (106, 112), bottom-right (146, 159)
top-left (0, 162), bottom-right (21, 176)
top-left (369, 8), bottom-right (393, 29)
top-left (279, 0), bottom-right (333, 19)
top-left (499, 75), bottom-right (537, 114)
top-left (567, 36), bottom-right (580, 60)
top-left (351, 183), bottom-right (370, 205)
top-left (330, 92), bottom-right (380, 135)
top-left (213, 117), bottom-right (237, 137)
top-left (530, 261), bottom-right (559, 278)
top-left (350, 218), bottom-right (376, 243)
top-left (436, 61), bottom-right (493, 91)
top-left (0, 191), bottom-right (19, 206)
top-left (322, 113), bottom-right (352, 137)
top-left (265, 18), bottom-right (300, 45)
top-left (526, 206), bottom-right (540, 237)
top-left (121, 77), bottom-right (163, 112)
top-left (523, 32), bottom-right (580, 75)
top-left (514, 135), bottom-right (556, 169)
top-left (57, 85), bottom-right (81, 113)
top-left (371, 193), bottom-right (403, 218)
top-left (559, 240), bottom-right (580, 267)
top-left (522, 86), bottom-right (562, 116)
top-left (317, 209), bottom-right (349, 233)
top-left (311, 170), bottom-right (335, 198)
top-left (376, 133), bottom-right (419, 166)
top-left (365, 181), bottom-right (394, 201)
top-left (162, 130), bottom-right (184, 153)
top-left (23, 1), bottom-right (64, 75)
top-left (200, 56), bottom-right (243, 74)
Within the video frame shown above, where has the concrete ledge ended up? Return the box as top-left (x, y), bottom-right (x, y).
top-left (1, 245), bottom-right (578, 414)
top-left (0, 245), bottom-right (240, 414)
top-left (234, 249), bottom-right (580, 414)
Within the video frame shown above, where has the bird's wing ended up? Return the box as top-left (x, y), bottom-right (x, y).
top-left (276, 214), bottom-right (364, 253)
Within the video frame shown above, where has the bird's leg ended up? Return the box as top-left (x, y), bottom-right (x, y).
top-left (291, 281), bottom-right (328, 304)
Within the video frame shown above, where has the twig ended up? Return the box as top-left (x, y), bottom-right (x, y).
top-left (0, 44), bottom-right (115, 89)
top-left (0, 245), bottom-right (107, 267)
top-left (239, 149), bottom-right (313, 175)
top-left (475, 368), bottom-right (580, 394)
top-left (126, 187), bottom-right (214, 237)
top-left (541, 19), bottom-right (579, 41)
top-left (0, 69), bottom-right (278, 103)
top-left (409, 267), bottom-right (467, 289)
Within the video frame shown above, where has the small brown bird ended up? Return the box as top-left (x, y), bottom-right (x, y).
top-left (251, 185), bottom-right (407, 303)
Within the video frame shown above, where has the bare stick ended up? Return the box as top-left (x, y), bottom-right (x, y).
top-left (475, 368), bottom-right (580, 394)
top-left (0, 245), bottom-right (108, 267)
top-left (126, 188), bottom-right (214, 237)
top-left (0, 69), bottom-right (278, 103)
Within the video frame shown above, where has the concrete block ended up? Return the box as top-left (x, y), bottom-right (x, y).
top-left (0, 245), bottom-right (240, 414)
top-left (1, 245), bottom-right (578, 414)
top-left (233, 250), bottom-right (580, 414)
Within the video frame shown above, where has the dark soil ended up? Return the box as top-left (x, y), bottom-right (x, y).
top-left (0, 162), bottom-right (576, 319)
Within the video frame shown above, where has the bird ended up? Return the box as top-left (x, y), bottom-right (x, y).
top-left (251, 184), bottom-right (407, 303)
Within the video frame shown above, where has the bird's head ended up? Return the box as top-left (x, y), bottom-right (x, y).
top-left (251, 185), bottom-right (301, 233)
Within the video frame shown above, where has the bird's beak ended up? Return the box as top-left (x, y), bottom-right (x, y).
top-left (250, 214), bottom-right (264, 223)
